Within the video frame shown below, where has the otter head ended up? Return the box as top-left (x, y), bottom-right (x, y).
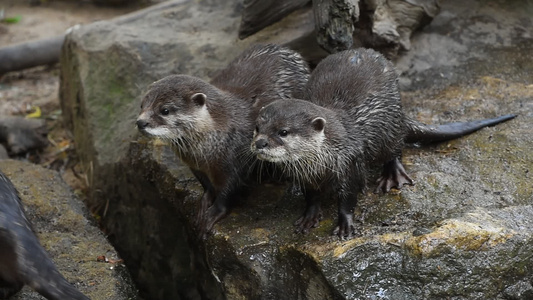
top-left (251, 99), bottom-right (326, 165)
top-left (136, 75), bottom-right (215, 142)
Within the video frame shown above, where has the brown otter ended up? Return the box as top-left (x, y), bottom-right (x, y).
top-left (0, 171), bottom-right (90, 300)
top-left (251, 48), bottom-right (516, 239)
top-left (136, 44), bottom-right (310, 238)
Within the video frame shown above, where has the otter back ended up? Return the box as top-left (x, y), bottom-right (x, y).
top-left (211, 44), bottom-right (310, 103)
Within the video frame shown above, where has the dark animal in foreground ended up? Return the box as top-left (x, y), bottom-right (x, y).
top-left (136, 44), bottom-right (310, 238)
top-left (0, 171), bottom-right (90, 300)
top-left (251, 48), bottom-right (516, 239)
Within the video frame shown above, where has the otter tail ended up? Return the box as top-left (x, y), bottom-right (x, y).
top-left (0, 171), bottom-right (90, 300)
top-left (18, 232), bottom-right (91, 300)
top-left (404, 114), bottom-right (517, 144)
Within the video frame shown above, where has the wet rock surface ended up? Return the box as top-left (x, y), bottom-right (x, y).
top-left (59, 0), bottom-right (532, 299)
top-left (0, 159), bottom-right (138, 300)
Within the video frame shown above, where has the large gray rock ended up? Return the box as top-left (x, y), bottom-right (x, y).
top-left (59, 0), bottom-right (533, 299)
top-left (0, 159), bottom-right (138, 300)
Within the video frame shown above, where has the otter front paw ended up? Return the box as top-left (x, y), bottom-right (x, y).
top-left (294, 206), bottom-right (323, 234)
top-left (197, 205), bottom-right (228, 240)
top-left (332, 214), bottom-right (356, 240)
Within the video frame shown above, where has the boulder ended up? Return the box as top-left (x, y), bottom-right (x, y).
top-left (0, 116), bottom-right (48, 155)
top-left (0, 159), bottom-right (138, 300)
top-left (0, 145), bottom-right (8, 159)
top-left (59, 0), bottom-right (533, 299)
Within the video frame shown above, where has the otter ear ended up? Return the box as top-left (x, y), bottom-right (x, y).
top-left (191, 93), bottom-right (207, 106)
top-left (311, 117), bottom-right (326, 132)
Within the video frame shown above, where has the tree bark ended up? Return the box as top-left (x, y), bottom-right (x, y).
top-left (239, 0), bottom-right (311, 39)
top-left (312, 0), bottom-right (359, 53)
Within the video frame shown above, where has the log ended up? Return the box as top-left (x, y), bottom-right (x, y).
top-left (239, 0), bottom-right (311, 39)
top-left (312, 0), bottom-right (359, 53)
top-left (369, 0), bottom-right (439, 51)
top-left (350, 0), bottom-right (440, 58)
top-left (0, 35), bottom-right (64, 74)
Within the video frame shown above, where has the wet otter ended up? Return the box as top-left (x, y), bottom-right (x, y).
top-left (251, 48), bottom-right (516, 239)
top-left (0, 171), bottom-right (89, 300)
top-left (136, 44), bottom-right (310, 238)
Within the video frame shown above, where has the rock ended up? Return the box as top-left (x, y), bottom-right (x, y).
top-left (0, 159), bottom-right (138, 300)
top-left (59, 0), bottom-right (533, 299)
top-left (312, 0), bottom-right (359, 53)
top-left (0, 116), bottom-right (48, 155)
top-left (354, 0), bottom-right (440, 56)
top-left (0, 145), bottom-right (8, 159)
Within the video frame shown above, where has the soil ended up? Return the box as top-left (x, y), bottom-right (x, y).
top-left (0, 1), bottom-right (141, 190)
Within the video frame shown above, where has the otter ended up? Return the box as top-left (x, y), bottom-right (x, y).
top-left (251, 48), bottom-right (516, 239)
top-left (0, 171), bottom-right (89, 300)
top-left (136, 44), bottom-right (310, 238)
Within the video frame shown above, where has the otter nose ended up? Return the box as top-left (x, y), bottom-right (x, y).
top-left (255, 139), bottom-right (268, 150)
top-left (136, 119), bottom-right (149, 130)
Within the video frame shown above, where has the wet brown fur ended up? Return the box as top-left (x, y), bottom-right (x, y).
top-left (252, 48), bottom-right (516, 239)
top-left (137, 44), bottom-right (310, 238)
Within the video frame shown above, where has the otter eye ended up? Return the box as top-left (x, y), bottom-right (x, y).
top-left (255, 126), bottom-right (259, 133)
top-left (160, 108), bottom-right (170, 116)
top-left (278, 129), bottom-right (288, 137)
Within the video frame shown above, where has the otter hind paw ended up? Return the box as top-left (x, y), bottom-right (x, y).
top-left (332, 214), bottom-right (356, 240)
top-left (374, 158), bottom-right (414, 194)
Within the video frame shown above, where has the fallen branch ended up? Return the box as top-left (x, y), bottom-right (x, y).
top-left (0, 35), bottom-right (64, 74)
top-left (239, 0), bottom-right (310, 39)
